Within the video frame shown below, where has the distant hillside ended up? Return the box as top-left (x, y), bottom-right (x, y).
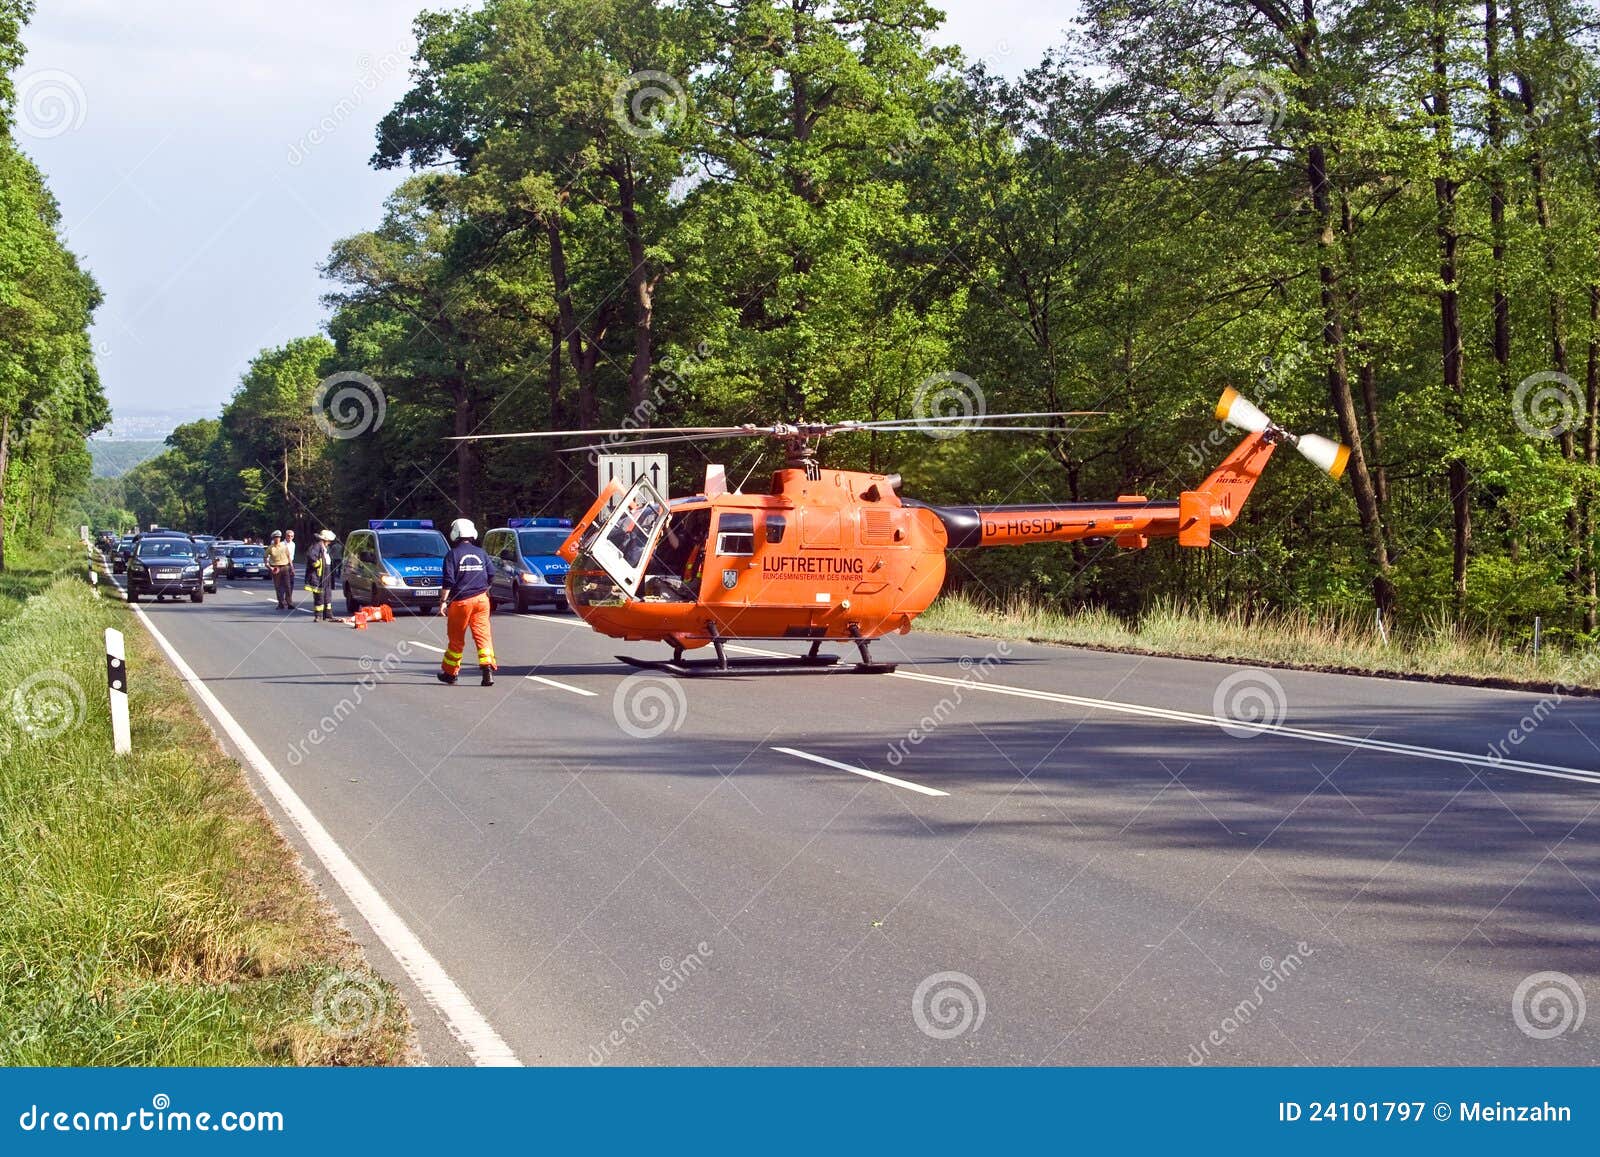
top-left (90, 440), bottom-right (165, 478)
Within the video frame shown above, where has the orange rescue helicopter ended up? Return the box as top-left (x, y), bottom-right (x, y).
top-left (455, 389), bottom-right (1348, 674)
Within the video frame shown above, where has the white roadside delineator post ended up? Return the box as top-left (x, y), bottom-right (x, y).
top-left (105, 627), bottom-right (131, 755)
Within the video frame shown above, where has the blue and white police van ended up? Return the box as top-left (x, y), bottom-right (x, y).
top-left (341, 519), bottom-right (450, 614)
top-left (483, 517), bottom-right (572, 612)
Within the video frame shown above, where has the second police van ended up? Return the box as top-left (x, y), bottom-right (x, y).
top-left (341, 519), bottom-right (450, 614)
top-left (484, 517), bottom-right (572, 612)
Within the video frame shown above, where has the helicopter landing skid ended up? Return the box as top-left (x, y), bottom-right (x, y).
top-left (617, 653), bottom-right (863, 676)
top-left (617, 631), bottom-right (898, 677)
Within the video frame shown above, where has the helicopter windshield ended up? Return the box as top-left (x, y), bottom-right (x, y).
top-left (572, 480), bottom-right (671, 604)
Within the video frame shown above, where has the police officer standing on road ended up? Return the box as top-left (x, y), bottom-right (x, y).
top-left (437, 518), bottom-right (497, 687)
top-left (267, 530), bottom-right (295, 610)
top-left (304, 529), bottom-right (337, 622)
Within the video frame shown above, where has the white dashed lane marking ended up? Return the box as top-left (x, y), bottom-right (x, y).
top-left (773, 747), bottom-right (949, 797)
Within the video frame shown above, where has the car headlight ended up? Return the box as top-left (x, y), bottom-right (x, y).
top-left (520, 571), bottom-right (542, 584)
top-left (378, 574), bottom-right (405, 586)
top-left (183, 566), bottom-right (200, 575)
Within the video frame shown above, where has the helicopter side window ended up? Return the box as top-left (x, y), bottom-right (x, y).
top-left (715, 513), bottom-right (755, 557)
top-left (764, 513), bottom-right (787, 545)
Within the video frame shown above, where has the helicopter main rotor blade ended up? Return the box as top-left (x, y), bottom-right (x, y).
top-left (833, 411), bottom-right (1106, 430)
top-left (447, 425), bottom-right (761, 443)
top-left (562, 424), bottom-right (1100, 451)
top-left (833, 423), bottom-right (1100, 434)
top-left (557, 429), bottom-right (777, 453)
top-left (450, 412), bottom-right (1108, 448)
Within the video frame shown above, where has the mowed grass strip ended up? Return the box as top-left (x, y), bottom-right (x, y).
top-left (922, 592), bottom-right (1592, 693)
top-left (0, 543), bottom-right (413, 1065)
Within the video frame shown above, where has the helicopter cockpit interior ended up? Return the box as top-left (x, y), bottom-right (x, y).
top-left (642, 507), bottom-right (712, 601)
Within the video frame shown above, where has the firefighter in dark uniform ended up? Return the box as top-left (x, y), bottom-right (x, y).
top-left (438, 518), bottom-right (497, 686)
top-left (303, 528), bottom-right (337, 621)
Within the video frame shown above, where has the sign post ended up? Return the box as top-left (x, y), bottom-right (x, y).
top-left (105, 628), bottom-right (131, 755)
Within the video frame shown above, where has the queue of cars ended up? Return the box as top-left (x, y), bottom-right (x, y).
top-left (99, 516), bottom-right (575, 614)
top-left (117, 528), bottom-right (215, 602)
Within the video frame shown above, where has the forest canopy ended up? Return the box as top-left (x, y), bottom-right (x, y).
top-left (0, 0), bottom-right (108, 568)
top-left (111, 0), bottom-right (1600, 644)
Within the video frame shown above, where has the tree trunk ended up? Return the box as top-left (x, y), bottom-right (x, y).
top-left (1342, 194), bottom-right (1390, 514)
top-left (452, 368), bottom-right (478, 519)
top-left (1510, 0), bottom-right (1581, 614)
top-left (1433, 8), bottom-right (1470, 618)
top-left (1585, 282), bottom-right (1600, 630)
top-left (614, 159), bottom-right (655, 413)
top-left (1510, 0), bottom-right (1569, 401)
top-left (546, 218), bottom-right (599, 427)
top-left (1308, 141), bottom-right (1396, 614)
top-left (1487, 0), bottom-right (1512, 390)
top-left (1282, 1), bottom-right (1395, 613)
top-left (547, 318), bottom-right (564, 429)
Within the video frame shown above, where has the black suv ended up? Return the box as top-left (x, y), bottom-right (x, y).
top-left (126, 536), bottom-right (206, 603)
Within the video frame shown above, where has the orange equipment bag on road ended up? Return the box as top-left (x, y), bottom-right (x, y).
top-left (348, 605), bottom-right (395, 629)
top-left (442, 593), bottom-right (495, 676)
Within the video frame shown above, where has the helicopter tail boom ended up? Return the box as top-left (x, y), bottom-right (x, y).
top-left (915, 431), bottom-right (1272, 550)
top-left (921, 385), bottom-right (1347, 552)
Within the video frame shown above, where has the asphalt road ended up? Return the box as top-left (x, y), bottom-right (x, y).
top-left (100, 565), bottom-right (1600, 1065)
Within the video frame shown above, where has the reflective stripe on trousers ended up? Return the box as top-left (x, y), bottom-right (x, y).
top-left (441, 593), bottom-right (496, 675)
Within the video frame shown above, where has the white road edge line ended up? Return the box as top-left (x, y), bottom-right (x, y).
top-left (408, 641), bottom-right (446, 653)
top-left (129, 604), bottom-right (522, 1066)
top-left (526, 674), bottom-right (598, 697)
top-left (773, 746), bottom-right (949, 797)
top-left (890, 669), bottom-right (1600, 787)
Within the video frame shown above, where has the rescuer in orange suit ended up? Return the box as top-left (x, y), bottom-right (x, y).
top-left (437, 517), bottom-right (497, 687)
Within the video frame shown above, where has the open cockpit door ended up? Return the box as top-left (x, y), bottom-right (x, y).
top-left (570, 478), bottom-right (671, 603)
top-left (559, 479), bottom-right (624, 562)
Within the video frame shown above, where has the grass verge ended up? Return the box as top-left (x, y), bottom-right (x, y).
top-left (921, 591), bottom-right (1599, 694)
top-left (0, 541), bottom-right (413, 1064)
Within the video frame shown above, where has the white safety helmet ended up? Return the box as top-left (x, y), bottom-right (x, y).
top-left (449, 517), bottom-right (478, 543)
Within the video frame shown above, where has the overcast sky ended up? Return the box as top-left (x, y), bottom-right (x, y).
top-left (17, 1), bottom-right (1073, 426)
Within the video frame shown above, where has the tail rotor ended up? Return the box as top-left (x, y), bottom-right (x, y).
top-left (1215, 388), bottom-right (1349, 480)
